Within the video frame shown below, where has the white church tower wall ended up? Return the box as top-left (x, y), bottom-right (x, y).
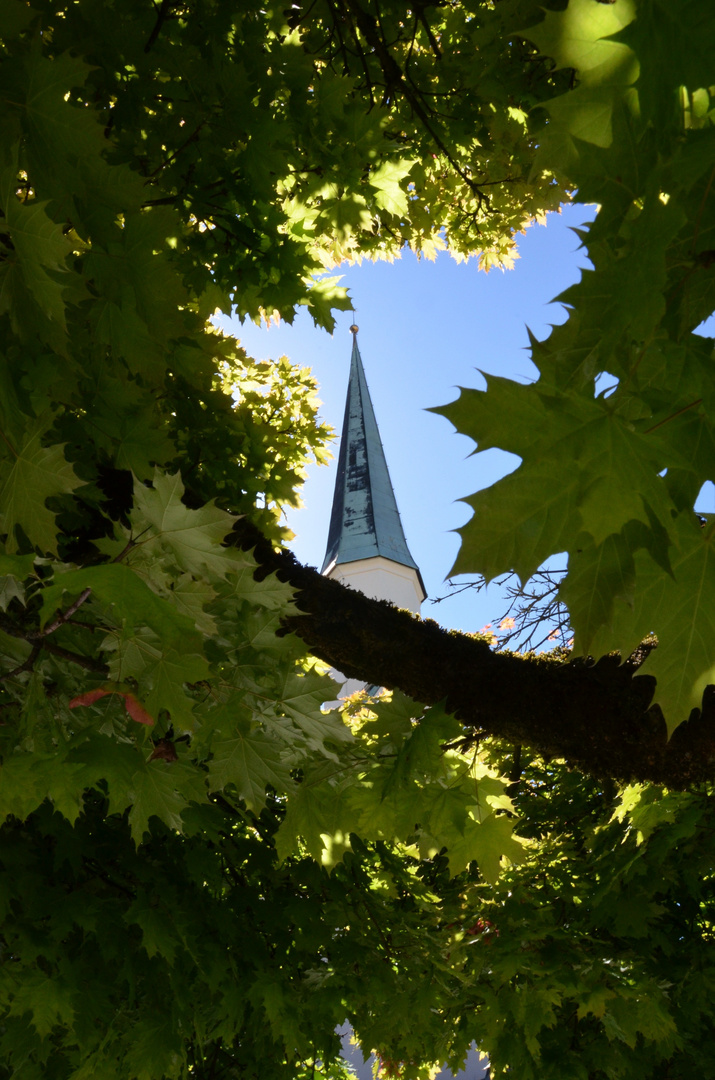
top-left (327, 556), bottom-right (424, 614)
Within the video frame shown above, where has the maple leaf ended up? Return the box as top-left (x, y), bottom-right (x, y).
top-left (8, 972), bottom-right (75, 1038)
top-left (369, 159), bottom-right (416, 218)
top-left (0, 416), bottom-right (81, 554)
top-left (0, 0), bottom-right (35, 36)
top-left (128, 759), bottom-right (207, 844)
top-left (207, 727), bottom-right (295, 809)
top-left (125, 894), bottom-right (179, 962)
top-left (276, 773), bottom-right (354, 864)
top-left (520, 0), bottom-right (639, 149)
top-left (303, 275), bottom-right (352, 333)
top-left (170, 573), bottom-right (218, 636)
top-left (267, 669), bottom-right (351, 759)
top-left (231, 564), bottom-right (297, 611)
top-left (132, 470), bottom-right (245, 579)
top-left (0, 552), bottom-right (36, 611)
top-left (589, 513), bottom-right (715, 733)
top-left (0, 753), bottom-right (56, 823)
top-left (560, 531), bottom-right (635, 654)
top-left (439, 811), bottom-right (524, 882)
top-left (0, 166), bottom-right (74, 330)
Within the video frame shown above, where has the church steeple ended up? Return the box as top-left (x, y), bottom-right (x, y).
top-left (322, 326), bottom-right (426, 612)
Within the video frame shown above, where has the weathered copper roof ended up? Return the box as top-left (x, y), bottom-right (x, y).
top-left (321, 330), bottom-right (426, 598)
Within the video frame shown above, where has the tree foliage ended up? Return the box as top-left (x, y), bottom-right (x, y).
top-left (439, 0), bottom-right (715, 734)
top-left (1, 0), bottom-right (715, 1078)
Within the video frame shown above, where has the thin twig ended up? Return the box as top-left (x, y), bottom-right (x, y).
top-left (144, 0), bottom-right (172, 53)
top-left (41, 588), bottom-right (92, 637)
top-left (0, 643), bottom-right (41, 683)
top-left (41, 641), bottom-right (106, 673)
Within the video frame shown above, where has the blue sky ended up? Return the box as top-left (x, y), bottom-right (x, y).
top-left (221, 204), bottom-right (596, 634)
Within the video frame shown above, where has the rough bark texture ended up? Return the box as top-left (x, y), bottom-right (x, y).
top-left (235, 521), bottom-right (715, 791)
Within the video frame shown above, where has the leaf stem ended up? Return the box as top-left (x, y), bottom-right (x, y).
top-left (643, 398), bottom-right (703, 434)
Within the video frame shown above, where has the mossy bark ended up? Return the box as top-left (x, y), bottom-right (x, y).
top-left (236, 520), bottom-right (715, 791)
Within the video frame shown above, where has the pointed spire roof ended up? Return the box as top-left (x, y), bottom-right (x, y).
top-left (321, 327), bottom-right (426, 597)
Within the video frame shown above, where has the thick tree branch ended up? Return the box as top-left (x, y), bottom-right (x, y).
top-left (234, 519), bottom-right (715, 791)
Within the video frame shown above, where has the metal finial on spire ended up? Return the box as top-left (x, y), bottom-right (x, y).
top-left (349, 324), bottom-right (359, 334)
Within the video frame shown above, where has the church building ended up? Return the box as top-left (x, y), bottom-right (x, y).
top-left (321, 325), bottom-right (426, 699)
top-left (322, 325), bottom-right (426, 612)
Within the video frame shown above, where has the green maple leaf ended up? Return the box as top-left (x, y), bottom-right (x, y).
top-left (275, 775), bottom-right (354, 864)
top-left (558, 197), bottom-right (687, 365)
top-left (67, 734), bottom-right (147, 819)
top-left (132, 470), bottom-right (243, 579)
top-left (0, 753), bottom-right (54, 823)
top-left (317, 194), bottom-right (373, 241)
top-left (22, 52), bottom-right (105, 175)
top-left (241, 607), bottom-right (291, 655)
top-left (605, 994), bottom-right (677, 1050)
top-left (143, 646), bottom-right (210, 733)
top-left (540, 61), bottom-right (639, 150)
top-left (435, 376), bottom-right (551, 459)
top-left (0, 416), bottom-right (81, 554)
top-left (170, 574), bottom-right (218, 636)
top-left (577, 986), bottom-right (615, 1021)
top-left (231, 564), bottom-right (297, 611)
top-left (88, 376), bottom-right (174, 480)
top-left (128, 759), bottom-right (206, 844)
top-left (303, 275), bottom-right (352, 333)
top-left (123, 1016), bottom-right (183, 1080)
top-left (268, 669), bottom-right (351, 758)
top-left (577, 416), bottom-right (673, 546)
top-left (520, 0), bottom-right (639, 166)
top-left (92, 297), bottom-right (165, 380)
top-left (381, 707), bottom-right (462, 793)
top-left (521, 0), bottom-right (637, 77)
top-left (0, 0), bottom-right (35, 36)
top-left (370, 159), bottom-right (415, 217)
top-left (0, 552), bottom-right (35, 610)
top-left (451, 456), bottom-right (583, 583)
top-left (207, 727), bottom-right (294, 809)
top-left (367, 689), bottom-right (425, 744)
top-left (125, 894), bottom-right (179, 963)
top-left (8, 971), bottom-right (75, 1038)
top-left (590, 514), bottom-right (715, 733)
top-left (439, 811), bottom-right (524, 882)
top-left (617, 0), bottom-right (715, 124)
top-left (560, 532), bottom-right (635, 654)
top-left (439, 381), bottom-right (674, 581)
top-left (347, 771), bottom-right (425, 844)
top-left (0, 572), bottom-right (25, 610)
top-left (0, 167), bottom-right (74, 329)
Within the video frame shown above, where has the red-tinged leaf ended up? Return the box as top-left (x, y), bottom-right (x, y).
top-left (149, 738), bottom-right (178, 763)
top-left (69, 689), bottom-right (111, 708)
top-left (122, 693), bottom-right (154, 726)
